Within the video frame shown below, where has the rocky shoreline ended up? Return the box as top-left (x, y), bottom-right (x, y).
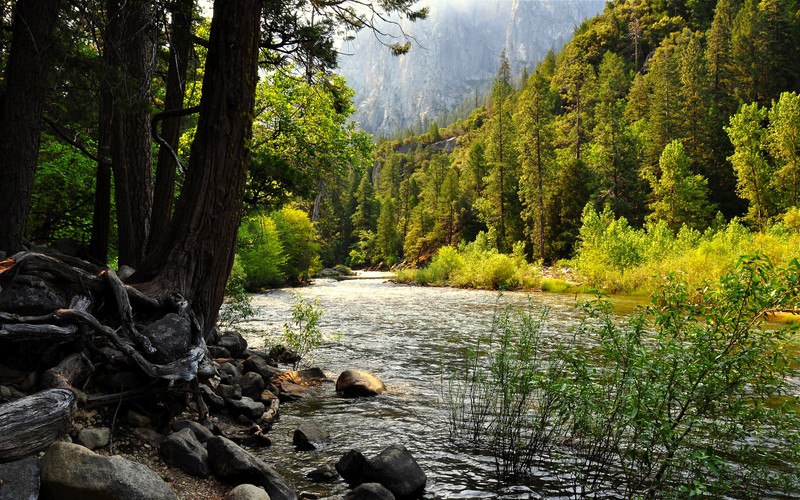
top-left (1, 326), bottom-right (426, 500)
top-left (0, 249), bottom-right (427, 499)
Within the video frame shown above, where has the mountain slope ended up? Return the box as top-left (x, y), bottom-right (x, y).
top-left (337, 0), bottom-right (606, 137)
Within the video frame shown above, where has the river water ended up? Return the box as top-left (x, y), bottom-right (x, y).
top-left (239, 273), bottom-right (633, 498)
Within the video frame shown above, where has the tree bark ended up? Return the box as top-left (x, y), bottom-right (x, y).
top-left (105, 0), bottom-right (156, 267)
top-left (89, 82), bottom-right (113, 264)
top-left (0, 0), bottom-right (61, 254)
top-left (150, 0), bottom-right (194, 251)
top-left (134, 0), bottom-right (261, 336)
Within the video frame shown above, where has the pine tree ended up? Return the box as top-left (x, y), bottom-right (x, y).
top-left (351, 171), bottom-right (379, 236)
top-left (640, 37), bottom-right (682, 174)
top-left (480, 50), bottom-right (521, 252)
top-left (515, 69), bottom-right (556, 261)
top-left (706, 0), bottom-right (738, 117)
top-left (589, 51), bottom-right (645, 224)
top-left (376, 197), bottom-right (400, 264)
top-left (645, 140), bottom-right (714, 231)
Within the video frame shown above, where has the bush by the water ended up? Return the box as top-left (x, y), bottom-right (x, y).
top-left (442, 256), bottom-right (800, 496)
top-left (396, 233), bottom-right (541, 290)
top-left (236, 207), bottom-right (321, 291)
top-left (267, 292), bottom-right (337, 369)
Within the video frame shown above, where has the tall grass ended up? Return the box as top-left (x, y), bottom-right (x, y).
top-left (571, 205), bottom-right (800, 293)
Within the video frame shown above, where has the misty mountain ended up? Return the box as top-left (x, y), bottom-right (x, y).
top-left (337, 0), bottom-right (606, 137)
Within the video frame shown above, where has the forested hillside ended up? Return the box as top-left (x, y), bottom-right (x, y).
top-left (11, 0), bottom-right (800, 295)
top-left (336, 0), bottom-right (800, 289)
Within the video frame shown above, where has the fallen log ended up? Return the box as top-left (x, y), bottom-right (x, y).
top-left (0, 388), bottom-right (76, 463)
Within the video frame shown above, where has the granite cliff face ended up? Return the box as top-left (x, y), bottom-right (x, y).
top-left (337, 0), bottom-right (606, 137)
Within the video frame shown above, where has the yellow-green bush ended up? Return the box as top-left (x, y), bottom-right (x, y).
top-left (397, 233), bottom-right (542, 290)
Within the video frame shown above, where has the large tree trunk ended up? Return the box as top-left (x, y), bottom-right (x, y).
top-left (89, 85), bottom-right (113, 264)
top-left (105, 0), bottom-right (156, 267)
top-left (0, 0), bottom-right (61, 254)
top-left (133, 0), bottom-right (261, 335)
top-left (149, 0), bottom-right (194, 251)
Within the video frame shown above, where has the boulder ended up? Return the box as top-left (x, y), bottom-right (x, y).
top-left (206, 436), bottom-right (296, 500)
top-left (275, 368), bottom-right (327, 387)
top-left (201, 384), bottom-right (225, 409)
top-left (293, 421), bottom-right (331, 451)
top-left (160, 428), bottom-right (210, 478)
top-left (227, 397), bottom-right (266, 421)
top-left (76, 427), bottom-right (110, 450)
top-left (215, 383), bottom-right (243, 401)
top-left (307, 464), bottom-right (338, 483)
top-left (172, 419), bottom-right (215, 443)
top-left (40, 441), bottom-right (176, 500)
top-left (269, 345), bottom-right (301, 365)
top-left (336, 449), bottom-right (367, 486)
top-left (132, 427), bottom-right (165, 448)
top-left (127, 410), bottom-right (151, 428)
top-left (218, 362), bottom-right (243, 385)
top-left (240, 372), bottom-right (266, 400)
top-left (335, 370), bottom-right (386, 398)
top-left (141, 314), bottom-right (192, 364)
top-left (0, 455), bottom-right (40, 500)
top-left (226, 484), bottom-right (271, 500)
top-left (217, 331), bottom-right (248, 358)
top-left (344, 483), bottom-right (396, 500)
top-left (243, 355), bottom-right (283, 381)
top-left (0, 278), bottom-right (65, 316)
top-left (276, 382), bottom-right (306, 401)
top-left (364, 445), bottom-right (426, 499)
top-left (208, 345), bottom-right (232, 359)
top-left (242, 349), bottom-right (276, 365)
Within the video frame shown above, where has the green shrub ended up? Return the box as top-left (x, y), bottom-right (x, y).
top-left (237, 215), bottom-right (287, 290)
top-left (441, 301), bottom-right (570, 480)
top-left (397, 233), bottom-right (542, 290)
top-left (540, 278), bottom-right (570, 292)
top-left (573, 204), bottom-right (800, 293)
top-left (271, 206), bottom-right (322, 283)
top-left (273, 292), bottom-right (330, 369)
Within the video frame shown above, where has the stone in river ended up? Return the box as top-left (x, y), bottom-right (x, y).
top-left (335, 370), bottom-right (386, 398)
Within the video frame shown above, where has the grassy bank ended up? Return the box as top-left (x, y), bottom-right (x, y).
top-left (397, 208), bottom-right (800, 295)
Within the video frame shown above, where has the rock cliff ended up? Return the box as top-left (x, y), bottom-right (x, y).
top-left (337, 0), bottom-right (606, 137)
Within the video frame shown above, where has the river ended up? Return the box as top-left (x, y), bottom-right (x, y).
top-left (238, 273), bottom-right (635, 499)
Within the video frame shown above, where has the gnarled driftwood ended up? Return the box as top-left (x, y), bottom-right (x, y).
top-left (0, 388), bottom-right (75, 463)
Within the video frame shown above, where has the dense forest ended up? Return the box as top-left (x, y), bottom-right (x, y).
top-left (5, 0), bottom-right (800, 298)
top-left (323, 0), bottom-right (800, 292)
